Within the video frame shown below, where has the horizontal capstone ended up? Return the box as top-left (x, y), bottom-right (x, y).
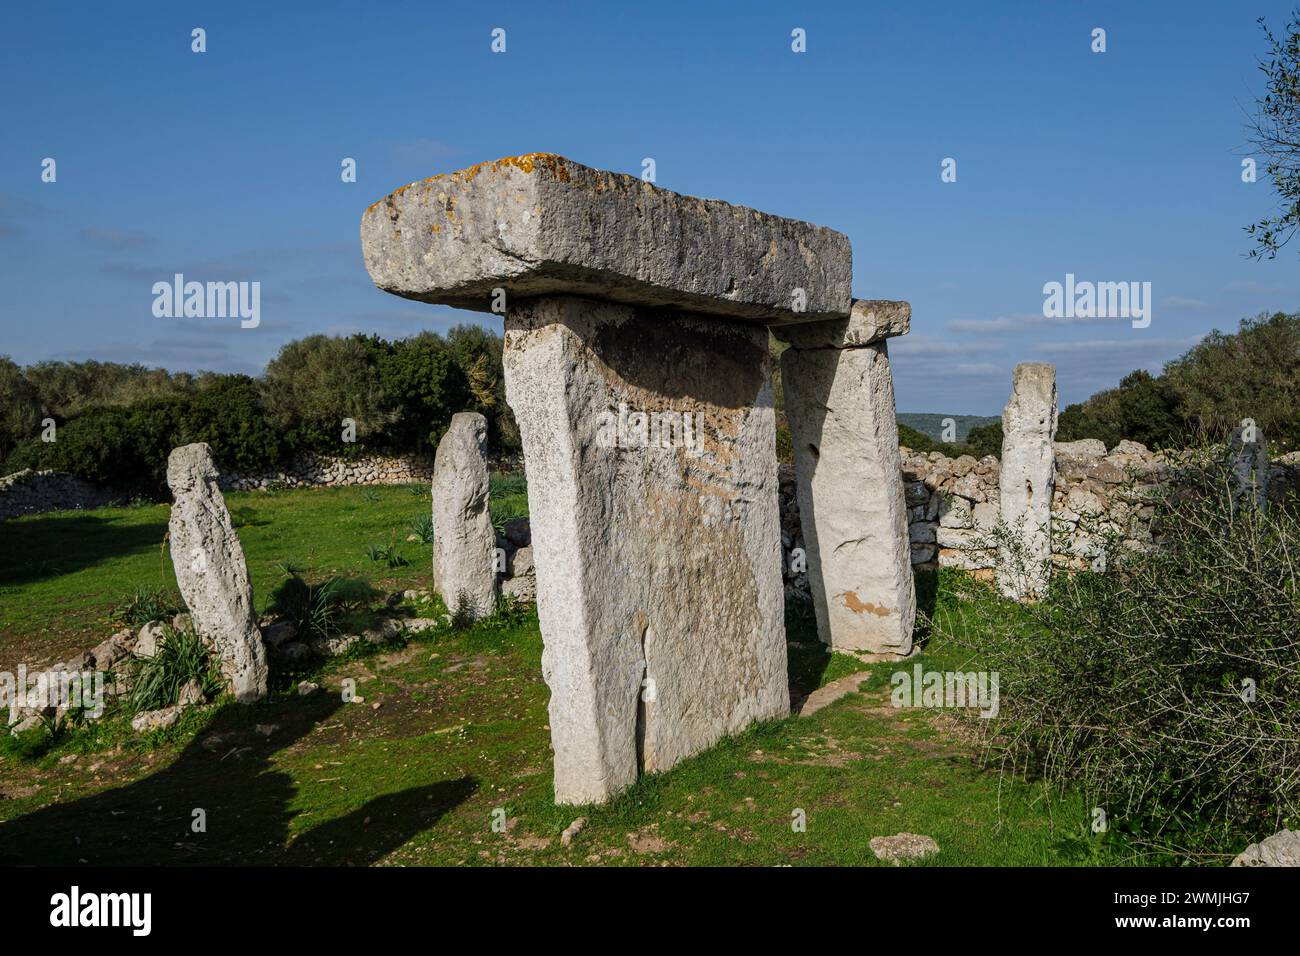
top-left (361, 154), bottom-right (853, 323)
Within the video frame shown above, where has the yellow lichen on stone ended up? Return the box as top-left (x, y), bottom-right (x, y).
top-left (366, 154), bottom-right (572, 214)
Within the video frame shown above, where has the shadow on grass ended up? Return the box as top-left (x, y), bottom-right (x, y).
top-left (0, 692), bottom-right (477, 865)
top-left (785, 594), bottom-right (829, 704)
top-left (911, 567), bottom-right (939, 650)
top-left (0, 513), bottom-right (169, 587)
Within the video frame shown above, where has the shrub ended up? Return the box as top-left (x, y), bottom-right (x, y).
top-left (269, 574), bottom-right (376, 642)
top-left (111, 586), bottom-right (183, 628)
top-left (410, 514), bottom-right (433, 543)
top-left (944, 454), bottom-right (1300, 859)
top-left (127, 625), bottom-right (222, 713)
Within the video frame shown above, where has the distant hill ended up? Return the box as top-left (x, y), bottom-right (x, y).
top-left (897, 413), bottom-right (999, 442)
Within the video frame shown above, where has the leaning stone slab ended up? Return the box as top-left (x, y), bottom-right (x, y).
top-left (431, 412), bottom-right (498, 620)
top-left (503, 297), bottom-right (788, 804)
top-left (361, 154), bottom-right (852, 323)
top-left (997, 364), bottom-right (1057, 601)
top-left (166, 443), bottom-right (267, 702)
top-left (776, 300), bottom-right (916, 654)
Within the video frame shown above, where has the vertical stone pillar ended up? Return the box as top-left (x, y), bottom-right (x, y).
top-left (431, 411), bottom-right (497, 620)
top-left (776, 300), bottom-right (915, 655)
top-left (361, 153), bottom-right (854, 803)
top-left (997, 363), bottom-right (1057, 601)
top-left (166, 443), bottom-right (268, 702)
top-left (504, 297), bottom-right (787, 802)
top-left (1228, 421), bottom-right (1269, 507)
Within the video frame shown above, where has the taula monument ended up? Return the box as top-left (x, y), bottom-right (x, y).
top-left (361, 154), bottom-right (913, 803)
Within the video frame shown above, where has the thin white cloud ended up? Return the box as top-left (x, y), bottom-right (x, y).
top-left (79, 227), bottom-right (155, 251)
top-left (1161, 295), bottom-right (1215, 311)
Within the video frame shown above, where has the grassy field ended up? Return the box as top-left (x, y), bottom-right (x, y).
top-left (0, 477), bottom-right (528, 670)
top-left (0, 484), bottom-right (1118, 866)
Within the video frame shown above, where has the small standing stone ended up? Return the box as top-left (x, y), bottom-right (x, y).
top-left (1228, 422), bottom-right (1269, 507)
top-left (166, 443), bottom-right (268, 702)
top-left (997, 364), bottom-right (1057, 601)
top-left (431, 412), bottom-right (498, 621)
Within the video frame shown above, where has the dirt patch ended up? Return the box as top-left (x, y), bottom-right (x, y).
top-left (627, 827), bottom-right (672, 854)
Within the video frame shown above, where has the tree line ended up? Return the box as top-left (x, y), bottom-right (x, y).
top-left (0, 325), bottom-right (518, 492)
top-left (2, 310), bottom-right (1296, 490)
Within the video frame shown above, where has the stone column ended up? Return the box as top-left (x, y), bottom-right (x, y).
top-left (505, 297), bottom-right (785, 801)
top-left (362, 154), bottom-right (853, 803)
top-left (166, 443), bottom-right (268, 702)
top-left (1228, 421), bottom-right (1269, 507)
top-left (431, 411), bottom-right (497, 620)
top-left (775, 300), bottom-right (915, 655)
top-left (997, 363), bottom-right (1057, 601)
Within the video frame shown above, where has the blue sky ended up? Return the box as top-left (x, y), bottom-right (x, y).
top-left (1, 0), bottom-right (1297, 414)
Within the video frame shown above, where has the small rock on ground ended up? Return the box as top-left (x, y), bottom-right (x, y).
top-left (561, 817), bottom-right (587, 847)
top-left (1231, 829), bottom-right (1300, 867)
top-left (870, 832), bottom-right (939, 864)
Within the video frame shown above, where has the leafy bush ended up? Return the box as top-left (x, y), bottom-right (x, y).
top-left (111, 586), bottom-right (183, 628)
top-left (127, 625), bottom-right (222, 713)
top-left (268, 574), bottom-right (376, 642)
top-left (410, 514), bottom-right (433, 543)
top-left (366, 542), bottom-right (409, 568)
top-left (945, 454), bottom-right (1300, 859)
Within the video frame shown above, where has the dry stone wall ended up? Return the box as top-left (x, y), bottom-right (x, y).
top-left (218, 452), bottom-right (434, 491)
top-left (780, 440), bottom-right (1300, 596)
top-left (0, 470), bottom-right (121, 521)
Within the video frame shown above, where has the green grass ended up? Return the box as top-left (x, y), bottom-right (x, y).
top-left (0, 484), bottom-right (441, 666)
top-left (0, 487), bottom-right (1127, 866)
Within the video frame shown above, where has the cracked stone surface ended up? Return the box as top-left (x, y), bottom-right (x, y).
top-left (778, 302), bottom-right (915, 654)
top-left (998, 364), bottom-right (1057, 601)
top-left (774, 298), bottom-right (910, 350)
top-left (361, 154), bottom-right (852, 324)
top-left (503, 296), bottom-right (788, 804)
top-left (166, 443), bottom-right (267, 702)
top-left (431, 412), bottom-right (497, 620)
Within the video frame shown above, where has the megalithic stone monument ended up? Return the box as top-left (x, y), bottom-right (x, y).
top-left (775, 300), bottom-right (916, 655)
top-left (431, 411), bottom-right (498, 620)
top-left (362, 154), bottom-right (853, 803)
top-left (997, 363), bottom-right (1057, 601)
top-left (166, 443), bottom-right (268, 702)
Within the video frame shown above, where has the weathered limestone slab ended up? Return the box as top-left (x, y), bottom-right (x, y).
top-left (431, 412), bottom-right (497, 620)
top-left (997, 364), bottom-right (1057, 601)
top-left (776, 300), bottom-right (915, 654)
top-left (361, 154), bottom-right (852, 324)
top-left (503, 296), bottom-right (788, 804)
top-left (166, 443), bottom-right (267, 702)
top-left (775, 298), bottom-right (910, 349)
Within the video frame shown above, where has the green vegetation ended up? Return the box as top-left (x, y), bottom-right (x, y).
top-left (937, 456), bottom-right (1300, 862)
top-left (896, 413), bottom-right (999, 443)
top-left (1, 325), bottom-right (519, 493)
top-left (0, 485), bottom-right (438, 665)
top-left (0, 485), bottom-right (1133, 866)
top-left (126, 625), bottom-right (223, 713)
top-left (1058, 312), bottom-right (1300, 454)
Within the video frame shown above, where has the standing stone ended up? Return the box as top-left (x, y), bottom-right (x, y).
top-left (431, 412), bottom-right (497, 620)
top-left (363, 154), bottom-right (849, 804)
top-left (997, 364), bottom-right (1057, 601)
top-left (166, 443), bottom-right (267, 702)
top-left (504, 297), bottom-right (787, 803)
top-left (776, 300), bottom-right (915, 655)
top-left (1228, 421), bottom-right (1269, 507)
